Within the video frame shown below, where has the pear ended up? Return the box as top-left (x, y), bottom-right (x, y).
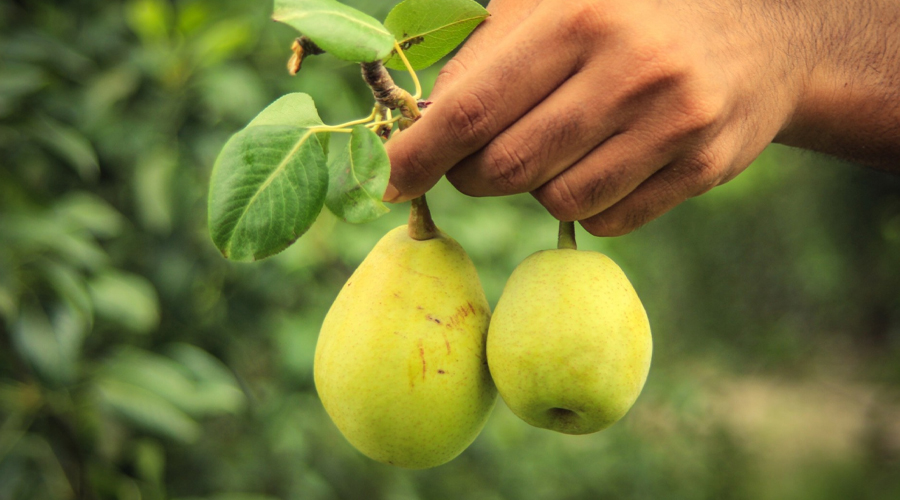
top-left (487, 221), bottom-right (651, 435)
top-left (314, 197), bottom-right (496, 469)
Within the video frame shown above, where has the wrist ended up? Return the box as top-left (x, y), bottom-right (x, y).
top-left (774, 0), bottom-right (900, 167)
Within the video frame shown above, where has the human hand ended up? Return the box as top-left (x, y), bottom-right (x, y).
top-left (384, 0), bottom-right (806, 235)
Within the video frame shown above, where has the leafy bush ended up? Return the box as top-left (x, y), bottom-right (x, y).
top-left (2, 1), bottom-right (899, 499)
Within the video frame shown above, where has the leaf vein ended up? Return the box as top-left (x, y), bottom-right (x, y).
top-left (395, 15), bottom-right (487, 45)
top-left (224, 130), bottom-right (313, 257)
top-left (281, 10), bottom-right (390, 38)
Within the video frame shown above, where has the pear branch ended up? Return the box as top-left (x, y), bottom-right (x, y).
top-left (359, 59), bottom-right (430, 238)
top-left (361, 61), bottom-right (421, 124)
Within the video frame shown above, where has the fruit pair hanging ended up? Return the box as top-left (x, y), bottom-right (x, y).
top-left (315, 197), bottom-right (652, 469)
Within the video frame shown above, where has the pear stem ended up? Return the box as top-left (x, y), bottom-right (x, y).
top-left (408, 195), bottom-right (438, 240)
top-left (558, 220), bottom-right (577, 250)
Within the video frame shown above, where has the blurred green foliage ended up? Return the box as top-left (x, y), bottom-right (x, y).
top-left (1, 1), bottom-right (900, 499)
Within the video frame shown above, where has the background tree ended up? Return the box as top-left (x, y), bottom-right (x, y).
top-left (1, 1), bottom-right (899, 499)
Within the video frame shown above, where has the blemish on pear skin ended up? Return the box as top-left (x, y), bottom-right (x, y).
top-left (418, 340), bottom-right (426, 380)
top-left (437, 330), bottom-right (452, 354)
top-left (438, 369), bottom-right (446, 374)
top-left (426, 314), bottom-right (441, 325)
top-left (447, 304), bottom-right (472, 328)
top-left (398, 263), bottom-right (441, 281)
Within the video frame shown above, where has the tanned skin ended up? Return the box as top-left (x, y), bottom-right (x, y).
top-left (383, 0), bottom-right (900, 236)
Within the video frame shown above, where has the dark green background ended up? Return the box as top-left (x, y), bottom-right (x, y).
top-left (2, 1), bottom-right (899, 499)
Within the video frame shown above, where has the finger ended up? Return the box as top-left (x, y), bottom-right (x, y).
top-left (385, 3), bottom-right (589, 202)
top-left (446, 64), bottom-right (624, 197)
top-left (578, 149), bottom-right (726, 237)
top-left (531, 130), bottom-right (677, 221)
top-left (428, 0), bottom-right (543, 102)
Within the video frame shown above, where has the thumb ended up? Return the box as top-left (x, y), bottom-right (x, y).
top-left (383, 0), bottom-right (538, 202)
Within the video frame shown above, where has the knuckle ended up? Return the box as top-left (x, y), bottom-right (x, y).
top-left (538, 177), bottom-right (586, 222)
top-left (683, 150), bottom-right (724, 195)
top-left (392, 145), bottom-right (434, 191)
top-left (633, 42), bottom-right (672, 75)
top-left (670, 88), bottom-right (728, 138)
top-left (621, 207), bottom-right (654, 233)
top-left (483, 139), bottom-right (535, 194)
top-left (652, 171), bottom-right (684, 200)
top-left (445, 169), bottom-right (474, 195)
top-left (621, 39), bottom-right (687, 97)
top-left (434, 53), bottom-right (469, 89)
top-left (560, 1), bottom-right (609, 42)
top-left (583, 209), bottom-right (646, 237)
top-left (656, 149), bottom-right (722, 201)
top-left (582, 214), bottom-right (628, 237)
top-left (446, 89), bottom-right (496, 148)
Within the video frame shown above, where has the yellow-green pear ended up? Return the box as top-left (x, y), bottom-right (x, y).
top-left (487, 222), bottom-right (651, 435)
top-left (314, 198), bottom-right (496, 469)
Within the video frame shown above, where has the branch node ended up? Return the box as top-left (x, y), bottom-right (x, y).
top-left (361, 61), bottom-right (421, 123)
top-left (288, 36), bottom-right (325, 75)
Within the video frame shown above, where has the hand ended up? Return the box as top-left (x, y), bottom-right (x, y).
top-left (383, 0), bottom-right (801, 235)
top-left (384, 0), bottom-right (900, 235)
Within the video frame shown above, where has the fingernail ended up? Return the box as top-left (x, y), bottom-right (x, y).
top-left (383, 184), bottom-right (400, 202)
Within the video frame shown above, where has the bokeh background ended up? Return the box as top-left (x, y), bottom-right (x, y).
top-left (2, 1), bottom-right (900, 499)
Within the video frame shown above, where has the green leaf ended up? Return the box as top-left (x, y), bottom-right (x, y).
top-left (125, 0), bottom-right (173, 43)
top-left (208, 93), bottom-right (329, 261)
top-left (173, 495), bottom-right (281, 500)
top-left (0, 282), bottom-right (15, 321)
top-left (101, 347), bottom-right (244, 417)
top-left (40, 261), bottom-right (93, 326)
top-left (29, 115), bottom-right (100, 181)
top-left (134, 150), bottom-right (176, 234)
top-left (1, 214), bottom-right (109, 270)
top-left (11, 302), bottom-right (86, 385)
top-left (133, 439), bottom-right (166, 487)
top-left (383, 0), bottom-right (489, 70)
top-left (272, 0), bottom-right (394, 62)
top-left (191, 19), bottom-right (254, 67)
top-left (198, 64), bottom-right (267, 122)
top-left (325, 125), bottom-right (390, 224)
top-left (274, 313), bottom-right (320, 382)
top-left (245, 92), bottom-right (324, 128)
top-left (95, 377), bottom-right (201, 443)
top-left (0, 434), bottom-right (73, 498)
top-left (54, 192), bottom-right (125, 238)
top-left (88, 271), bottom-right (159, 333)
top-left (166, 343), bottom-right (246, 415)
top-left (83, 65), bottom-right (141, 122)
top-left (0, 63), bottom-right (48, 103)
top-left (166, 343), bottom-right (241, 388)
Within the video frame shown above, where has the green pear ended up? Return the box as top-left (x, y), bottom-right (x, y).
top-left (487, 222), bottom-right (651, 435)
top-left (314, 198), bottom-right (496, 469)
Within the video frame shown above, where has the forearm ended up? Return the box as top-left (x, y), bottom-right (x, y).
top-left (775, 0), bottom-right (900, 169)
